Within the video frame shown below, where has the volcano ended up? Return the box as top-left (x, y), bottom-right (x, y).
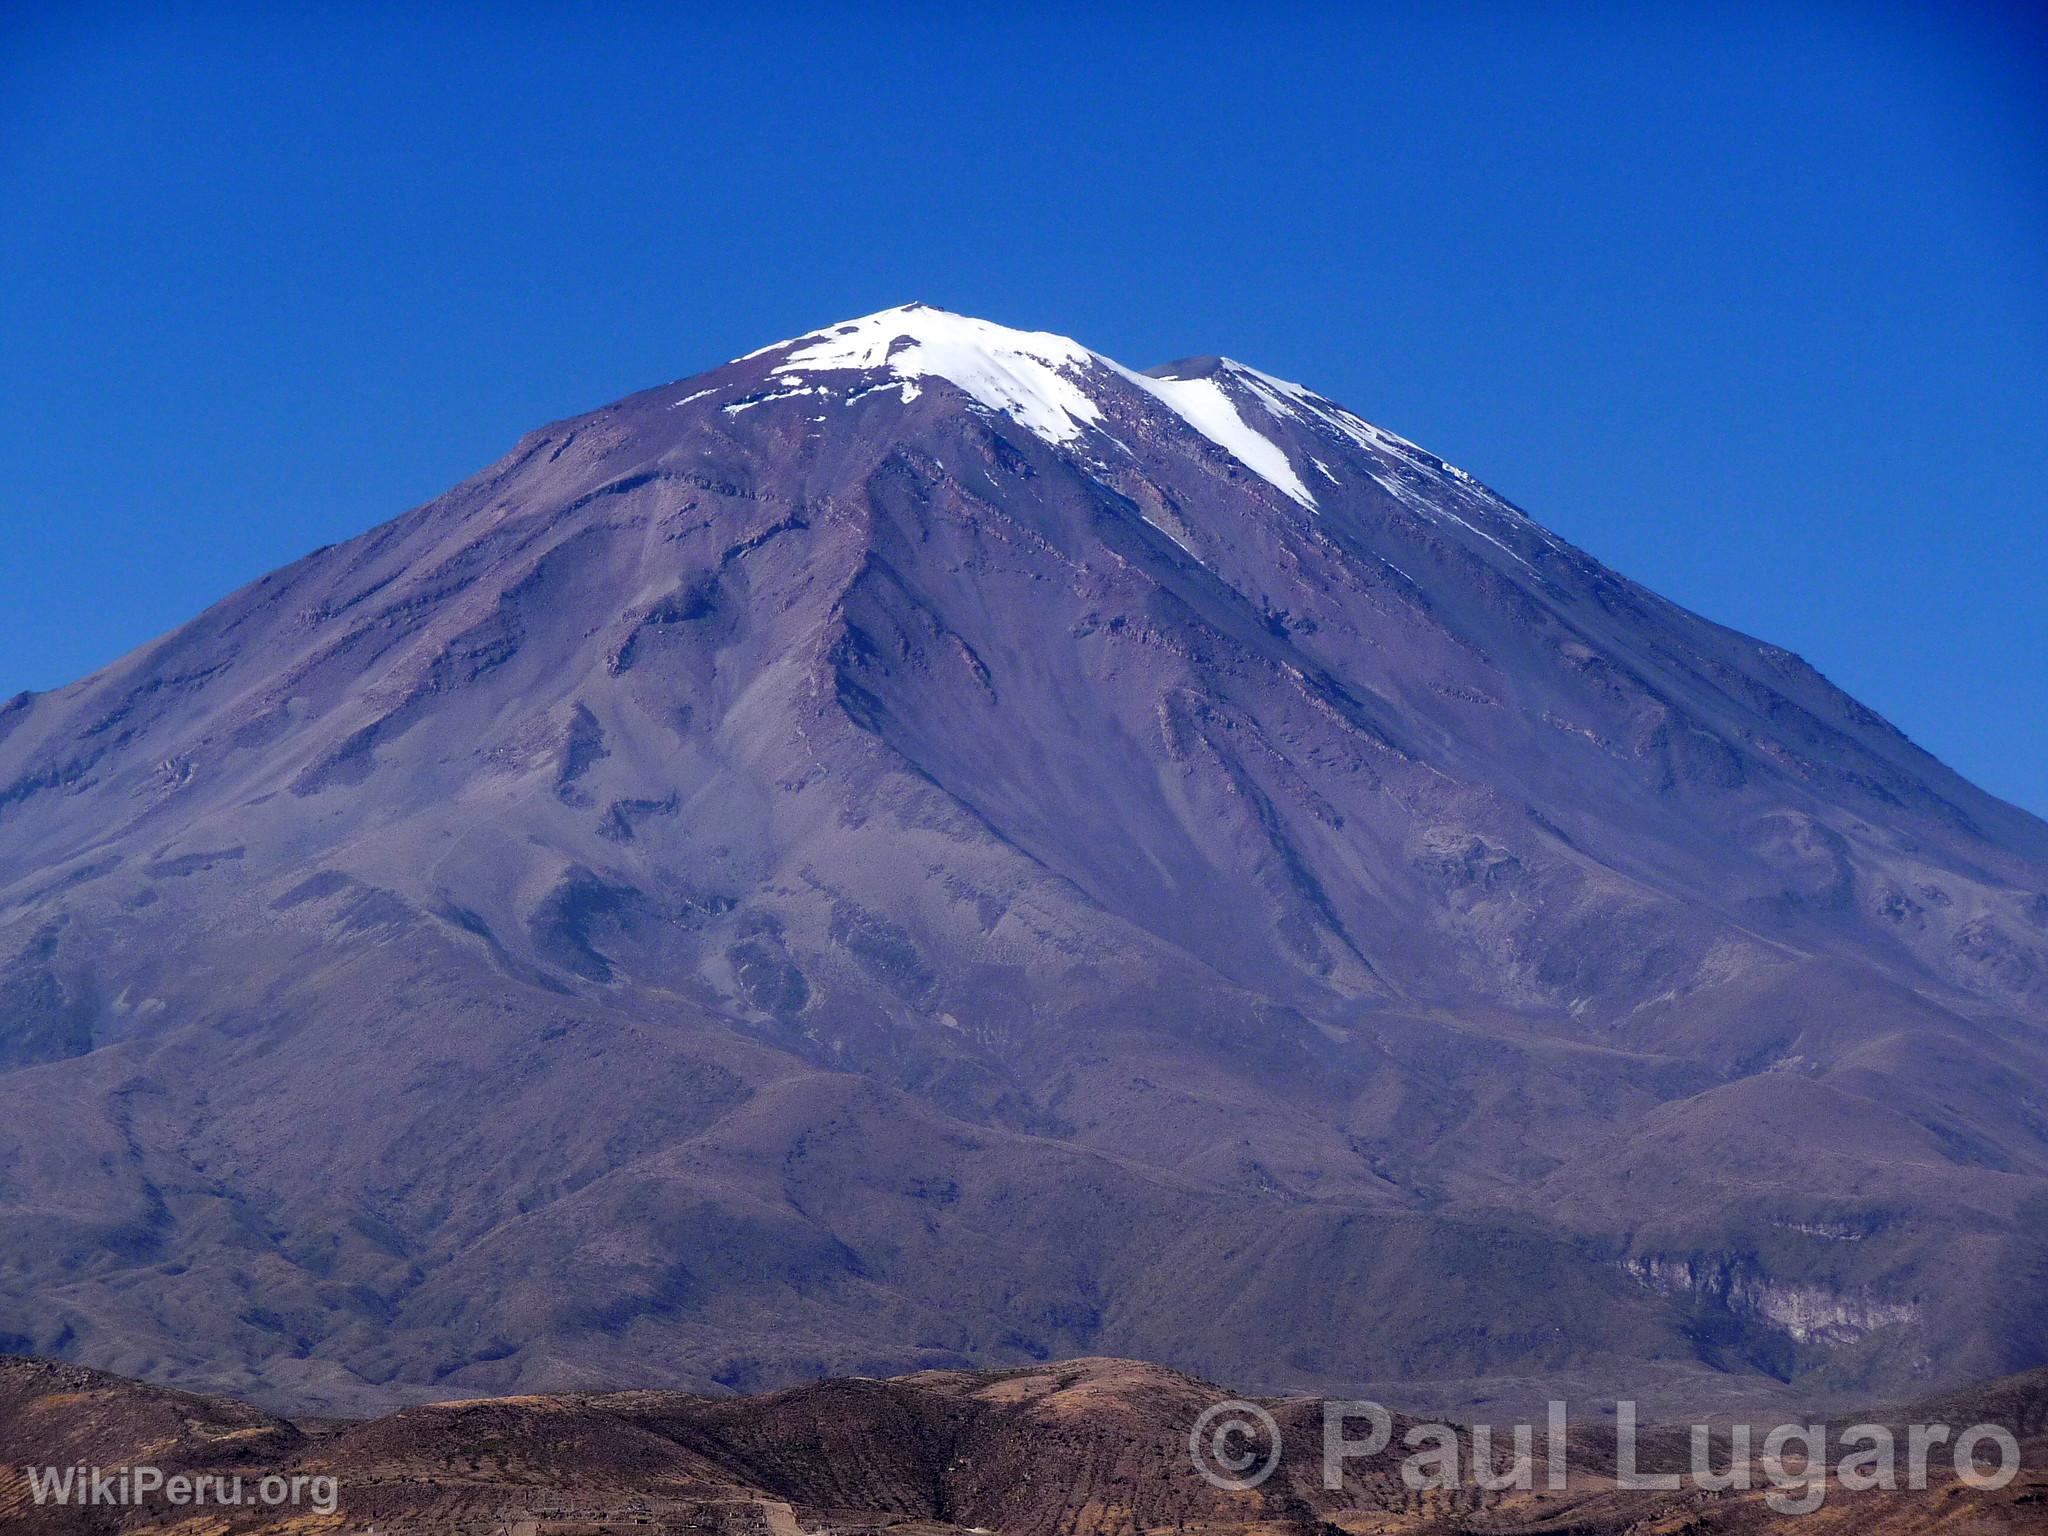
top-left (2, 304), bottom-right (2044, 1417)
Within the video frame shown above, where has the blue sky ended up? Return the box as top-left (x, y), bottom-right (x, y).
top-left (2, 2), bottom-right (2044, 814)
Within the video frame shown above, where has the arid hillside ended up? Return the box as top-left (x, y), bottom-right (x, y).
top-left (3, 1353), bottom-right (2045, 1534)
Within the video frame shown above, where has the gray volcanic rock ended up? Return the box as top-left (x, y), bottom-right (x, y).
top-left (1, 304), bottom-right (2045, 1416)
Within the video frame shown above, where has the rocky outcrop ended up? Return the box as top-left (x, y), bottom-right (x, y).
top-left (1624, 1253), bottom-right (1918, 1345)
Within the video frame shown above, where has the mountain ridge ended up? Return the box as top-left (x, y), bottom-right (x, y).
top-left (6, 1351), bottom-right (2047, 1535)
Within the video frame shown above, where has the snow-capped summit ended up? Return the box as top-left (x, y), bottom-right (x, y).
top-left (728, 305), bottom-right (1499, 526)
top-left (757, 303), bottom-right (1111, 446)
top-left (744, 303), bottom-right (1362, 511)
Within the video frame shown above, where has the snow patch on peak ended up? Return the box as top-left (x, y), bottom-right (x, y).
top-left (745, 305), bottom-right (1326, 512)
top-left (763, 304), bottom-right (1108, 445)
top-left (1216, 359), bottom-right (1515, 522)
top-left (1222, 360), bottom-right (1423, 458)
top-left (1112, 366), bottom-right (1318, 510)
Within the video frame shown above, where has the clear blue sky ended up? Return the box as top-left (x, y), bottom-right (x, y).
top-left (3, 2), bottom-right (2044, 815)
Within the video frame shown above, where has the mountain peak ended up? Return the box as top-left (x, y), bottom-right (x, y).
top-left (748, 304), bottom-right (1109, 445)
top-left (736, 307), bottom-right (1333, 509)
top-left (1143, 355), bottom-right (1235, 381)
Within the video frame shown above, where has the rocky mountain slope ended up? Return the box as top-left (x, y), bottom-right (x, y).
top-left (5, 1352), bottom-right (2046, 1534)
top-left (1, 305), bottom-right (2045, 1416)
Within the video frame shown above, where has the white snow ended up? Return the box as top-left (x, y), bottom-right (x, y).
top-left (844, 378), bottom-right (922, 406)
top-left (1229, 361), bottom-right (1427, 460)
top-left (749, 305), bottom-right (1323, 511)
top-left (734, 306), bottom-right (1534, 544)
top-left (1200, 356), bottom-right (1560, 568)
top-left (768, 305), bottom-right (1107, 444)
top-left (724, 384), bottom-right (823, 414)
top-left (1226, 362), bottom-right (1317, 424)
top-left (1112, 367), bottom-right (1319, 509)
